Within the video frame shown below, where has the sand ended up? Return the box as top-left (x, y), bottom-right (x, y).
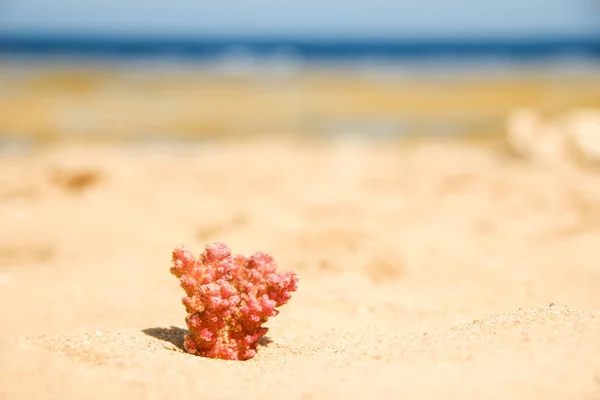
top-left (2, 65), bottom-right (599, 143)
top-left (1, 139), bottom-right (600, 399)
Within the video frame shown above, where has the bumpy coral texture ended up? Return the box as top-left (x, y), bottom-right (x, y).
top-left (170, 242), bottom-right (299, 360)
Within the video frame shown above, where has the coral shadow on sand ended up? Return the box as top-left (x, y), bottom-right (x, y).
top-left (142, 326), bottom-right (273, 354)
top-left (142, 327), bottom-right (188, 351)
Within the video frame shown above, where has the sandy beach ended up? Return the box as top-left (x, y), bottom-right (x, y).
top-left (1, 136), bottom-right (600, 398)
top-left (1, 64), bottom-right (599, 144)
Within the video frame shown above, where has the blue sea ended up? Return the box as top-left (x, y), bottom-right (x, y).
top-left (1, 36), bottom-right (599, 63)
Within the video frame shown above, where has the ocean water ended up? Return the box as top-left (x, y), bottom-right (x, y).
top-left (1, 36), bottom-right (599, 61)
top-left (2, 36), bottom-right (600, 83)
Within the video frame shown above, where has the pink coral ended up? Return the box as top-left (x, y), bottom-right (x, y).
top-left (170, 242), bottom-right (299, 360)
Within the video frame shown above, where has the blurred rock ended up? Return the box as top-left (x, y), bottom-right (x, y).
top-left (560, 109), bottom-right (600, 164)
top-left (506, 108), bottom-right (600, 168)
top-left (506, 108), bottom-right (569, 166)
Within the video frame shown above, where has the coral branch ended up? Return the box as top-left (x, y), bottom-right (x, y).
top-left (170, 242), bottom-right (298, 360)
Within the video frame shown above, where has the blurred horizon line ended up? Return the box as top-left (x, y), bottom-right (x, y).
top-left (1, 34), bottom-right (599, 61)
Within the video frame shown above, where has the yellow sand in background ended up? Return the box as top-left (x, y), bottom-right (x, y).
top-left (0, 65), bottom-right (599, 143)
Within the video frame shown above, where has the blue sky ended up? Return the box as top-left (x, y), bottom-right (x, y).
top-left (0, 0), bottom-right (598, 38)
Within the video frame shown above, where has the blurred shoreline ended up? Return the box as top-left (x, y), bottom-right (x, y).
top-left (1, 55), bottom-right (599, 149)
